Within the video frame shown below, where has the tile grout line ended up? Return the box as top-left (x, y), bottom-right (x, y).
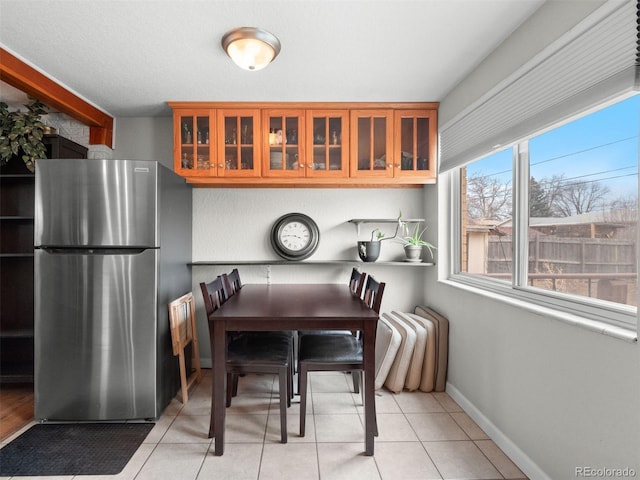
top-left (401, 392), bottom-right (450, 480)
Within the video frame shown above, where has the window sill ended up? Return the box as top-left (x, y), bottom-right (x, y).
top-left (440, 276), bottom-right (638, 343)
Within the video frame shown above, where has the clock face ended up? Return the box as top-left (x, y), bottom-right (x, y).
top-left (280, 221), bottom-right (311, 251)
top-left (271, 213), bottom-right (320, 261)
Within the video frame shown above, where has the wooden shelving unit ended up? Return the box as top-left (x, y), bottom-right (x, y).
top-left (1, 171), bottom-right (36, 383)
top-left (0, 135), bottom-right (87, 384)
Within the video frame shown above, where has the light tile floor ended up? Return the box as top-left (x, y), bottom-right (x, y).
top-left (1, 370), bottom-right (528, 480)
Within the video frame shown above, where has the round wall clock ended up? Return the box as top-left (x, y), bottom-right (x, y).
top-left (270, 213), bottom-right (320, 261)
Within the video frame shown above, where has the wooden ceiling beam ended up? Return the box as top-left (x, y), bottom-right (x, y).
top-left (0, 48), bottom-right (113, 148)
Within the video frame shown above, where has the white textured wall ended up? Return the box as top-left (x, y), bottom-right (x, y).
top-left (42, 111), bottom-right (89, 146)
top-left (43, 112), bottom-right (114, 159)
top-left (111, 117), bottom-right (173, 167)
top-left (435, 1), bottom-right (639, 478)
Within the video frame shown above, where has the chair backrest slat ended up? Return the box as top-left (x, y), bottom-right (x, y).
top-left (200, 276), bottom-right (226, 317)
top-left (222, 268), bottom-right (242, 300)
top-left (349, 268), bottom-right (367, 299)
top-left (363, 275), bottom-right (385, 314)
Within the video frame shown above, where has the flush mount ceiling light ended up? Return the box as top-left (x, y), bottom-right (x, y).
top-left (221, 27), bottom-right (281, 71)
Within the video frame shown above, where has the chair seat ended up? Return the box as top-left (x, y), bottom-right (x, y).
top-left (299, 333), bottom-right (362, 363)
top-left (298, 330), bottom-right (351, 336)
top-left (264, 330), bottom-right (296, 340)
top-left (228, 334), bottom-right (291, 365)
top-left (229, 330), bottom-right (293, 341)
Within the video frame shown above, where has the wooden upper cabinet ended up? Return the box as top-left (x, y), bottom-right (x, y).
top-left (350, 110), bottom-right (393, 178)
top-left (173, 109), bottom-right (216, 177)
top-left (172, 107), bottom-right (261, 178)
top-left (168, 102), bottom-right (438, 186)
top-left (217, 109), bottom-right (261, 177)
top-left (262, 109), bottom-right (305, 177)
top-left (261, 109), bottom-right (349, 178)
top-left (393, 109), bottom-right (437, 180)
top-left (306, 110), bottom-right (349, 178)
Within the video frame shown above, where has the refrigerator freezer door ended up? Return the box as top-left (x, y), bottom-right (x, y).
top-left (34, 248), bottom-right (158, 421)
top-left (35, 159), bottom-right (158, 248)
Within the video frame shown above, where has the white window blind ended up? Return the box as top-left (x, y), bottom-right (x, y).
top-left (440, 0), bottom-right (639, 173)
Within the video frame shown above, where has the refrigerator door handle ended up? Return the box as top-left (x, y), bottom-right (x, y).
top-left (39, 247), bottom-right (149, 255)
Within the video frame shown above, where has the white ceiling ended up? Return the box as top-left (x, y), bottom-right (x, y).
top-left (0, 0), bottom-right (545, 118)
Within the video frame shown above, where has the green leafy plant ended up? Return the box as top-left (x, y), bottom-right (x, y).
top-left (369, 228), bottom-right (386, 241)
top-left (367, 210), bottom-right (403, 241)
top-left (397, 222), bottom-right (437, 257)
top-left (0, 98), bottom-right (48, 172)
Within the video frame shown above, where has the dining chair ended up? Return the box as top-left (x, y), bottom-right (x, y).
top-left (168, 292), bottom-right (202, 403)
top-left (297, 274), bottom-right (385, 436)
top-left (295, 268), bottom-right (366, 389)
top-left (221, 268), bottom-right (295, 401)
top-left (297, 268), bottom-right (366, 342)
top-left (200, 276), bottom-right (291, 442)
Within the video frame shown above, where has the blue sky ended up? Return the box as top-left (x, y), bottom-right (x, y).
top-left (467, 94), bottom-right (639, 204)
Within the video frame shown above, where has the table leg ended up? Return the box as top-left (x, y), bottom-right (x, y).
top-left (213, 320), bottom-right (226, 455)
top-left (363, 320), bottom-right (376, 455)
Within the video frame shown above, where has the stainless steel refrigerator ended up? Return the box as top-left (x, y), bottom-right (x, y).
top-left (34, 159), bottom-right (192, 421)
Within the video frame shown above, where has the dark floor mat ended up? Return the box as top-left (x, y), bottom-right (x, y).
top-left (0, 422), bottom-right (154, 476)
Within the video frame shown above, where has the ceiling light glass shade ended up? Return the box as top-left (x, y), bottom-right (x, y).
top-left (221, 27), bottom-right (281, 71)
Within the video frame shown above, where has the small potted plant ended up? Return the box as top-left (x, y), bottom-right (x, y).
top-left (357, 212), bottom-right (402, 262)
top-left (397, 222), bottom-right (437, 262)
top-left (358, 228), bottom-right (385, 262)
top-left (0, 98), bottom-right (48, 173)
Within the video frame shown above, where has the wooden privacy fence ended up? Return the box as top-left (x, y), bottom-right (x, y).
top-left (487, 235), bottom-right (636, 275)
top-left (486, 235), bottom-right (636, 304)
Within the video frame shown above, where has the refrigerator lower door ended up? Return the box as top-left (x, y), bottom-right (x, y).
top-left (35, 248), bottom-right (158, 421)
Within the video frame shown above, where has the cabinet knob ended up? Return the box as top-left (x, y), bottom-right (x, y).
top-left (305, 163), bottom-right (310, 169)
top-left (388, 164), bottom-right (394, 169)
top-left (218, 163), bottom-right (224, 169)
top-left (395, 164), bottom-right (400, 169)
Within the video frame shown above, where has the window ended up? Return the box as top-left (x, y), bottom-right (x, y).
top-left (455, 95), bottom-right (638, 330)
top-left (461, 149), bottom-right (512, 282)
top-left (528, 97), bottom-right (638, 308)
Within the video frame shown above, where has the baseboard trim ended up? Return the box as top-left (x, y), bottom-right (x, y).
top-left (445, 382), bottom-right (551, 480)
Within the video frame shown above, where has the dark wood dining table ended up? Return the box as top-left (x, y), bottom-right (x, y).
top-left (207, 283), bottom-right (379, 456)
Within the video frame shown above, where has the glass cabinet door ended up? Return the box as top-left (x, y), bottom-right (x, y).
top-left (263, 110), bottom-right (305, 177)
top-left (350, 110), bottom-right (393, 178)
top-left (217, 109), bottom-right (260, 177)
top-left (394, 109), bottom-right (437, 179)
top-left (306, 110), bottom-right (349, 178)
top-left (174, 110), bottom-right (215, 176)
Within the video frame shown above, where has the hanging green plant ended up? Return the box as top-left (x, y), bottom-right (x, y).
top-left (0, 97), bottom-right (48, 172)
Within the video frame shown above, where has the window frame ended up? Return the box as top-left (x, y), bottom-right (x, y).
top-left (444, 95), bottom-right (638, 341)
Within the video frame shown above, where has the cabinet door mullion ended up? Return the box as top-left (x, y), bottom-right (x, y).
top-left (350, 110), bottom-right (393, 178)
top-left (394, 109), bottom-right (436, 179)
